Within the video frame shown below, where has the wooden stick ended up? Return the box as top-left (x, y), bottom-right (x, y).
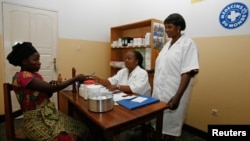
top-left (72, 67), bottom-right (77, 93)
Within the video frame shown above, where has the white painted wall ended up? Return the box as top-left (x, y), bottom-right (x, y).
top-left (0, 0), bottom-right (249, 41)
top-left (120, 0), bottom-right (250, 38)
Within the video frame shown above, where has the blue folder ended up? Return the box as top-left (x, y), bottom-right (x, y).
top-left (117, 95), bottom-right (160, 110)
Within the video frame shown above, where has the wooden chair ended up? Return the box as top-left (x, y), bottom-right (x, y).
top-left (3, 83), bottom-right (26, 140)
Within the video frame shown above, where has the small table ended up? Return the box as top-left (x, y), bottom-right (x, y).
top-left (59, 90), bottom-right (168, 141)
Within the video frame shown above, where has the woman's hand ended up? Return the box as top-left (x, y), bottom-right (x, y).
top-left (75, 74), bottom-right (85, 82)
top-left (168, 96), bottom-right (180, 110)
top-left (92, 76), bottom-right (100, 84)
top-left (49, 80), bottom-right (59, 86)
top-left (107, 85), bottom-right (117, 91)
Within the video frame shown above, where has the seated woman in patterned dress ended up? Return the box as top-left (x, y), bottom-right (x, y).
top-left (6, 42), bottom-right (94, 141)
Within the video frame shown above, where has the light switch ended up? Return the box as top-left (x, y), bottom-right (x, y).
top-left (76, 45), bottom-right (80, 50)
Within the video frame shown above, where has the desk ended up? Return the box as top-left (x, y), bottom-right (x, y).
top-left (59, 90), bottom-right (168, 141)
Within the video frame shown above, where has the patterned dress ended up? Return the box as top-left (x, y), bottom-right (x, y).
top-left (12, 71), bottom-right (89, 141)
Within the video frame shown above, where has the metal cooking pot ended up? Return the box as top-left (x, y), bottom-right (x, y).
top-left (88, 92), bottom-right (113, 112)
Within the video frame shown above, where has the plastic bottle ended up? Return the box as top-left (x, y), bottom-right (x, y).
top-left (79, 84), bottom-right (85, 98)
top-left (57, 74), bottom-right (63, 83)
top-left (84, 80), bottom-right (95, 100)
top-left (145, 32), bottom-right (151, 46)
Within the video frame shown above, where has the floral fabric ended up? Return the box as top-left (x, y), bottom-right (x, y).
top-left (11, 71), bottom-right (89, 140)
top-left (23, 102), bottom-right (89, 141)
top-left (12, 71), bottom-right (49, 111)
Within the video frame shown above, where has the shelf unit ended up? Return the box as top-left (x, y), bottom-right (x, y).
top-left (110, 19), bottom-right (165, 87)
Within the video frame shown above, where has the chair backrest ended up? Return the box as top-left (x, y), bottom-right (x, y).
top-left (3, 83), bottom-right (25, 140)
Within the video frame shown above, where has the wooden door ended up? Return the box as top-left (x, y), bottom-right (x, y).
top-left (3, 3), bottom-right (58, 110)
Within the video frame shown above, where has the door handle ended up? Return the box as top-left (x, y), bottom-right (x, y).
top-left (53, 58), bottom-right (57, 71)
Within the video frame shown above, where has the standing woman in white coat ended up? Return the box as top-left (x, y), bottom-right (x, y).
top-left (152, 13), bottom-right (199, 141)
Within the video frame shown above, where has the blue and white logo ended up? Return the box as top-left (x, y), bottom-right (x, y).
top-left (219, 2), bottom-right (248, 29)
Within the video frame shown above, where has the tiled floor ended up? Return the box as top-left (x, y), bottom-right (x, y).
top-left (177, 130), bottom-right (206, 141)
top-left (0, 119), bottom-right (206, 141)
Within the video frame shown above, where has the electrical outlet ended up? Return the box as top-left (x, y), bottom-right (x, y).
top-left (211, 109), bottom-right (218, 116)
top-left (76, 45), bottom-right (80, 51)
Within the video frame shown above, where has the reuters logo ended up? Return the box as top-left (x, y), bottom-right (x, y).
top-left (219, 2), bottom-right (248, 29)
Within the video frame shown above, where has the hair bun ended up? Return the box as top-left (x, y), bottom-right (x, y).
top-left (6, 42), bottom-right (38, 66)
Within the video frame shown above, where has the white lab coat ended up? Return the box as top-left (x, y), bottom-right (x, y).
top-left (108, 66), bottom-right (151, 96)
top-left (152, 34), bottom-right (199, 136)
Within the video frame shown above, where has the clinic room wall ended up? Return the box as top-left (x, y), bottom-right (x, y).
top-left (186, 35), bottom-right (250, 132)
top-left (1, 35), bottom-right (250, 133)
top-left (57, 38), bottom-right (111, 80)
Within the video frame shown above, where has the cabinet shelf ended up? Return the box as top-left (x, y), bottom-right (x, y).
top-left (110, 19), bottom-right (165, 87)
top-left (111, 19), bottom-right (158, 30)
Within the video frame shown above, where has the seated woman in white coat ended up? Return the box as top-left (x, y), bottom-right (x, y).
top-left (94, 50), bottom-right (151, 96)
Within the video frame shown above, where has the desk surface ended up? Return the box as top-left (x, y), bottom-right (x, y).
top-left (60, 90), bottom-right (168, 131)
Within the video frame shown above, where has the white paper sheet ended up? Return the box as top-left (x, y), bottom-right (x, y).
top-left (131, 96), bottom-right (148, 103)
top-left (113, 92), bottom-right (136, 102)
